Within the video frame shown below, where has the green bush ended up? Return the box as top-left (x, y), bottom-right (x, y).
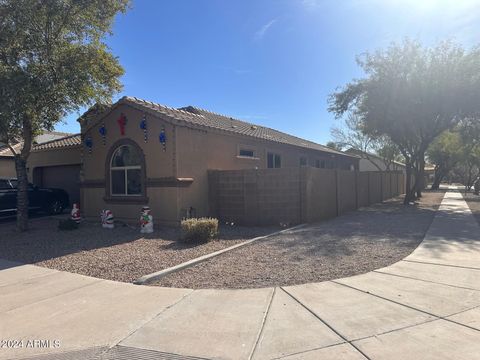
top-left (58, 218), bottom-right (79, 231)
top-left (181, 217), bottom-right (218, 243)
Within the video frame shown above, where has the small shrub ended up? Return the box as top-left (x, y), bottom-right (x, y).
top-left (58, 219), bottom-right (79, 231)
top-left (181, 217), bottom-right (219, 243)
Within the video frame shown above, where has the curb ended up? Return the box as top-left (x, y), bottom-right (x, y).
top-left (133, 223), bottom-right (307, 285)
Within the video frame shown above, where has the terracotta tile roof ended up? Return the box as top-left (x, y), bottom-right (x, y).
top-left (35, 131), bottom-right (74, 144)
top-left (77, 103), bottom-right (113, 128)
top-left (33, 133), bottom-right (81, 151)
top-left (0, 134), bottom-right (81, 156)
top-left (0, 143), bottom-right (23, 157)
top-left (118, 96), bottom-right (355, 157)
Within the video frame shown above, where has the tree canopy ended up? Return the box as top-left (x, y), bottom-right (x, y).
top-left (426, 130), bottom-right (463, 189)
top-left (329, 39), bottom-right (480, 203)
top-left (0, 0), bottom-right (129, 231)
top-left (330, 113), bottom-right (400, 171)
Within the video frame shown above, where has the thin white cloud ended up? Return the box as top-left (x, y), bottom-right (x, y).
top-left (233, 69), bottom-right (252, 75)
top-left (302, 0), bottom-right (321, 9)
top-left (254, 18), bottom-right (278, 41)
top-left (218, 66), bottom-right (252, 75)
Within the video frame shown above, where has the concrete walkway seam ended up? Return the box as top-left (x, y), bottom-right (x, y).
top-left (270, 342), bottom-right (350, 360)
top-left (113, 289), bottom-right (195, 347)
top-left (330, 280), bottom-right (480, 334)
top-left (403, 259), bottom-right (480, 271)
top-left (372, 269), bottom-right (480, 292)
top-left (134, 223), bottom-right (308, 285)
top-left (0, 269), bottom-right (61, 290)
top-left (279, 287), bottom-right (372, 360)
top-left (330, 280), bottom-right (443, 319)
top-left (248, 287), bottom-right (277, 360)
top-left (2, 278), bottom-right (104, 315)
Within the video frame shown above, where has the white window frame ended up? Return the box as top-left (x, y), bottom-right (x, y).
top-left (266, 151), bottom-right (282, 168)
top-left (237, 144), bottom-right (259, 160)
top-left (110, 147), bottom-right (142, 197)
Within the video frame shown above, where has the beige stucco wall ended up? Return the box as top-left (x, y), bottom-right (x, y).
top-left (81, 103), bottom-right (359, 224)
top-left (80, 104), bottom-right (180, 224)
top-left (1, 147), bottom-right (81, 181)
top-left (175, 125), bottom-right (359, 221)
top-left (28, 146), bottom-right (81, 179)
top-left (0, 158), bottom-right (16, 178)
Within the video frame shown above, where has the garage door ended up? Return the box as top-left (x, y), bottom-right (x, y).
top-left (33, 164), bottom-right (81, 206)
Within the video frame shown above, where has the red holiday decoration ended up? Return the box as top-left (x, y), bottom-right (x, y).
top-left (117, 113), bottom-right (127, 135)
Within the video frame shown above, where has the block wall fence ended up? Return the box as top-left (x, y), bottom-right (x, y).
top-left (208, 168), bottom-right (405, 225)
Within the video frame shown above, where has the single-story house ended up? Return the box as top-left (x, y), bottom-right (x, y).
top-left (0, 143), bottom-right (22, 178)
top-left (1, 97), bottom-right (360, 224)
top-left (424, 164), bottom-right (436, 185)
top-left (345, 149), bottom-right (406, 172)
top-left (77, 96), bottom-right (360, 225)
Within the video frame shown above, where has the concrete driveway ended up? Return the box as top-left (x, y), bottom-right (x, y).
top-left (0, 188), bottom-right (479, 360)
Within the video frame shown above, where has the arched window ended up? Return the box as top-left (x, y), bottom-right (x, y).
top-left (110, 144), bottom-right (142, 196)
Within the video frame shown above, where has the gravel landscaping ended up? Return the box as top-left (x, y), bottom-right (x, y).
top-left (0, 219), bottom-right (279, 283)
top-left (153, 190), bottom-right (446, 289)
top-left (463, 190), bottom-right (480, 225)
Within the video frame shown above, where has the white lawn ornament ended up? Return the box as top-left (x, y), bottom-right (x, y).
top-left (101, 209), bottom-right (114, 229)
top-left (140, 206), bottom-right (154, 234)
top-left (71, 203), bottom-right (81, 224)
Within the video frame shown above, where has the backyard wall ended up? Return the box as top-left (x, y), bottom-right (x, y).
top-left (209, 168), bottom-right (405, 225)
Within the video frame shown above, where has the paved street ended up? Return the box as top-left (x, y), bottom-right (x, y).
top-left (0, 188), bottom-right (479, 360)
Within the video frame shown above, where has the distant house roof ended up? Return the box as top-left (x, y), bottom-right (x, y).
top-left (35, 131), bottom-right (73, 144)
top-left (345, 148), bottom-right (406, 168)
top-left (33, 133), bottom-right (81, 151)
top-left (0, 143), bottom-right (23, 158)
top-left (0, 133), bottom-right (81, 157)
top-left (80, 96), bottom-right (357, 158)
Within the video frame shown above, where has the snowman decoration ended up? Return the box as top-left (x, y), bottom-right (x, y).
top-left (140, 206), bottom-right (154, 234)
top-left (101, 209), bottom-right (114, 229)
top-left (71, 203), bottom-right (81, 224)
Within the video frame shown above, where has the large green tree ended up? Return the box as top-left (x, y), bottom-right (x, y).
top-left (455, 118), bottom-right (480, 190)
top-left (428, 119), bottom-right (480, 190)
top-left (0, 0), bottom-right (128, 231)
top-left (329, 39), bottom-right (480, 204)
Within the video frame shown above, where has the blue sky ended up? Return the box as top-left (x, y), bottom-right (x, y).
top-left (57, 0), bottom-right (480, 145)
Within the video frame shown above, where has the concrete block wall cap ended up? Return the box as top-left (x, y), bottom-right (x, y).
top-left (133, 223), bottom-right (307, 285)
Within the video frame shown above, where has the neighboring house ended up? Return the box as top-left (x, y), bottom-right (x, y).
top-left (345, 149), bottom-right (406, 172)
top-left (79, 96), bottom-right (360, 225)
top-left (0, 131), bottom-right (75, 180)
top-left (424, 164), bottom-right (436, 185)
top-left (32, 131), bottom-right (72, 144)
top-left (0, 133), bottom-right (81, 205)
top-left (0, 143), bottom-right (23, 178)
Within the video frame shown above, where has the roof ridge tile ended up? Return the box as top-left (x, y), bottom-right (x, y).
top-left (86, 96), bottom-right (357, 158)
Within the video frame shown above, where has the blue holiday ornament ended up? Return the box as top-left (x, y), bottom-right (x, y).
top-left (159, 128), bottom-right (167, 151)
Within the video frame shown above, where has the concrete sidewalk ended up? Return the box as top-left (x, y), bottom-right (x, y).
top-left (0, 189), bottom-right (479, 360)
